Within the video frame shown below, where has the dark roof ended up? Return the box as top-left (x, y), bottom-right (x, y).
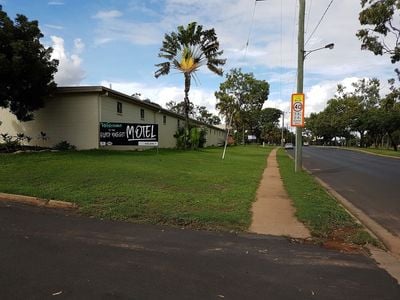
top-left (56, 86), bottom-right (225, 131)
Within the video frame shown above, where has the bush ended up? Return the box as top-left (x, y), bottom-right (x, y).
top-left (0, 133), bottom-right (31, 152)
top-left (53, 140), bottom-right (76, 151)
top-left (174, 126), bottom-right (207, 150)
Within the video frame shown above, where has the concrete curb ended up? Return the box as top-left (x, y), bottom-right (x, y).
top-left (0, 192), bottom-right (78, 210)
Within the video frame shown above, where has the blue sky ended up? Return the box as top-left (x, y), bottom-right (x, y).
top-left (1, 0), bottom-right (396, 122)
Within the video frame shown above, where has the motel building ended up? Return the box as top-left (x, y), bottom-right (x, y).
top-left (0, 86), bottom-right (227, 150)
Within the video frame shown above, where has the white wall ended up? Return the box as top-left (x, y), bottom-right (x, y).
top-left (0, 93), bottom-right (99, 149)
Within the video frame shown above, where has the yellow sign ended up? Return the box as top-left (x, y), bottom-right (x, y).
top-left (291, 93), bottom-right (305, 127)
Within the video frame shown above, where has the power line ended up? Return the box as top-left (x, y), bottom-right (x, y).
top-left (305, 0), bottom-right (334, 46)
top-left (305, 0), bottom-right (313, 35)
top-left (243, 0), bottom-right (259, 59)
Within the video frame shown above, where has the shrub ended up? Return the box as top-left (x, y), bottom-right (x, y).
top-left (0, 133), bottom-right (31, 152)
top-left (53, 140), bottom-right (76, 151)
top-left (174, 126), bottom-right (207, 150)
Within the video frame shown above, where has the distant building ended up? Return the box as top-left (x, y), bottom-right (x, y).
top-left (0, 86), bottom-right (226, 150)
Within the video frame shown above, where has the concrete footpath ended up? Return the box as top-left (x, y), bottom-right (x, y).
top-left (250, 148), bottom-right (310, 239)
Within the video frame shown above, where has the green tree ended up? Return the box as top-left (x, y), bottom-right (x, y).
top-left (166, 100), bottom-right (221, 125)
top-left (0, 6), bottom-right (58, 121)
top-left (166, 100), bottom-right (194, 116)
top-left (357, 0), bottom-right (400, 78)
top-left (155, 22), bottom-right (226, 147)
top-left (380, 79), bottom-right (400, 150)
top-left (335, 78), bottom-right (380, 147)
top-left (195, 105), bottom-right (221, 125)
top-left (215, 68), bottom-right (269, 141)
top-left (257, 108), bottom-right (282, 144)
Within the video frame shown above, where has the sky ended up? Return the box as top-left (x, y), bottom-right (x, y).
top-left (1, 0), bottom-right (397, 125)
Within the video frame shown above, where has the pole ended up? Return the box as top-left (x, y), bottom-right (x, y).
top-left (295, 0), bottom-right (305, 173)
top-left (281, 111), bottom-right (284, 147)
top-left (222, 112), bottom-right (234, 160)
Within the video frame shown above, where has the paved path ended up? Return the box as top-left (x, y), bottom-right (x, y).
top-left (250, 148), bottom-right (310, 239)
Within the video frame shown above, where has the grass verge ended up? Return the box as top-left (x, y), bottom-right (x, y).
top-left (0, 146), bottom-right (271, 231)
top-left (346, 147), bottom-right (400, 158)
top-left (277, 148), bottom-right (380, 248)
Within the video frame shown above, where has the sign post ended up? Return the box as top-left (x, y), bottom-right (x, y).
top-left (291, 93), bottom-right (305, 173)
top-left (290, 93), bottom-right (305, 127)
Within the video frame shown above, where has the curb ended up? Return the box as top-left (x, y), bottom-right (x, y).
top-left (0, 192), bottom-right (78, 210)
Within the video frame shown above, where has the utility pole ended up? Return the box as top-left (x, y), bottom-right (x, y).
top-left (281, 111), bottom-right (284, 147)
top-left (295, 0), bottom-right (305, 173)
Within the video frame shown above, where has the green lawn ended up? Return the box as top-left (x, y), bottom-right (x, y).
top-left (277, 148), bottom-right (379, 246)
top-left (0, 146), bottom-right (271, 231)
top-left (348, 147), bottom-right (400, 158)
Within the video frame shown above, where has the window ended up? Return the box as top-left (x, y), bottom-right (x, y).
top-left (117, 102), bottom-right (122, 114)
top-left (140, 108), bottom-right (145, 120)
top-left (163, 115), bottom-right (167, 125)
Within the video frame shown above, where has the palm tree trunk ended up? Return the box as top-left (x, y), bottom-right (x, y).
top-left (184, 72), bottom-right (191, 148)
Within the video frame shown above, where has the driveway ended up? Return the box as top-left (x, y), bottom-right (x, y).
top-left (1, 202), bottom-right (399, 299)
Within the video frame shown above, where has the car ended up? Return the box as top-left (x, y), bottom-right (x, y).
top-left (303, 142), bottom-right (309, 146)
top-left (284, 143), bottom-right (294, 150)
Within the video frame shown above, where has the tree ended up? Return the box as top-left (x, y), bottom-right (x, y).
top-left (357, 0), bottom-right (400, 79)
top-left (155, 22), bottom-right (226, 147)
top-left (215, 68), bottom-right (269, 141)
top-left (380, 79), bottom-right (400, 150)
top-left (257, 108), bottom-right (282, 143)
top-left (306, 77), bottom-right (400, 150)
top-left (195, 105), bottom-right (221, 125)
top-left (165, 100), bottom-right (221, 125)
top-left (0, 6), bottom-right (58, 121)
top-left (166, 100), bottom-right (194, 116)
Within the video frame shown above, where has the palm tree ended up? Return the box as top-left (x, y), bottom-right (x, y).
top-left (155, 22), bottom-right (226, 147)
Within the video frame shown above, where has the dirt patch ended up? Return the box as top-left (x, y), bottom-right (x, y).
top-left (322, 227), bottom-right (366, 254)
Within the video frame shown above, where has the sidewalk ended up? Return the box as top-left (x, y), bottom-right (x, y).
top-left (250, 148), bottom-right (310, 239)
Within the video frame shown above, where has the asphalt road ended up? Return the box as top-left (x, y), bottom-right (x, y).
top-left (299, 147), bottom-right (400, 237)
top-left (1, 202), bottom-right (399, 299)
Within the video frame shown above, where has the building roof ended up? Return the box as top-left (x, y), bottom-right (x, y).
top-left (56, 86), bottom-right (225, 131)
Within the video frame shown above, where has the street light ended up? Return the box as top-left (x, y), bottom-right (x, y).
top-left (304, 43), bottom-right (335, 59)
top-left (295, 2), bottom-right (335, 173)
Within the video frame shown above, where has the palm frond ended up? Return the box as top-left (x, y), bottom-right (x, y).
top-left (154, 62), bottom-right (171, 78)
top-left (155, 22), bottom-right (226, 79)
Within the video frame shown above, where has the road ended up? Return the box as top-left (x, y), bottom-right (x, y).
top-left (299, 147), bottom-right (400, 237)
top-left (1, 202), bottom-right (399, 299)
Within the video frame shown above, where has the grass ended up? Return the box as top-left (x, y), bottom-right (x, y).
top-left (347, 147), bottom-right (400, 158)
top-left (276, 148), bottom-right (379, 247)
top-left (0, 146), bottom-right (271, 231)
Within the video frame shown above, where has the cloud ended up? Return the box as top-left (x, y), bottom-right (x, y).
top-left (44, 24), bottom-right (63, 30)
top-left (93, 10), bottom-right (122, 20)
top-left (48, 1), bottom-right (64, 5)
top-left (74, 38), bottom-right (85, 54)
top-left (50, 36), bottom-right (85, 85)
top-left (92, 11), bottom-right (162, 46)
